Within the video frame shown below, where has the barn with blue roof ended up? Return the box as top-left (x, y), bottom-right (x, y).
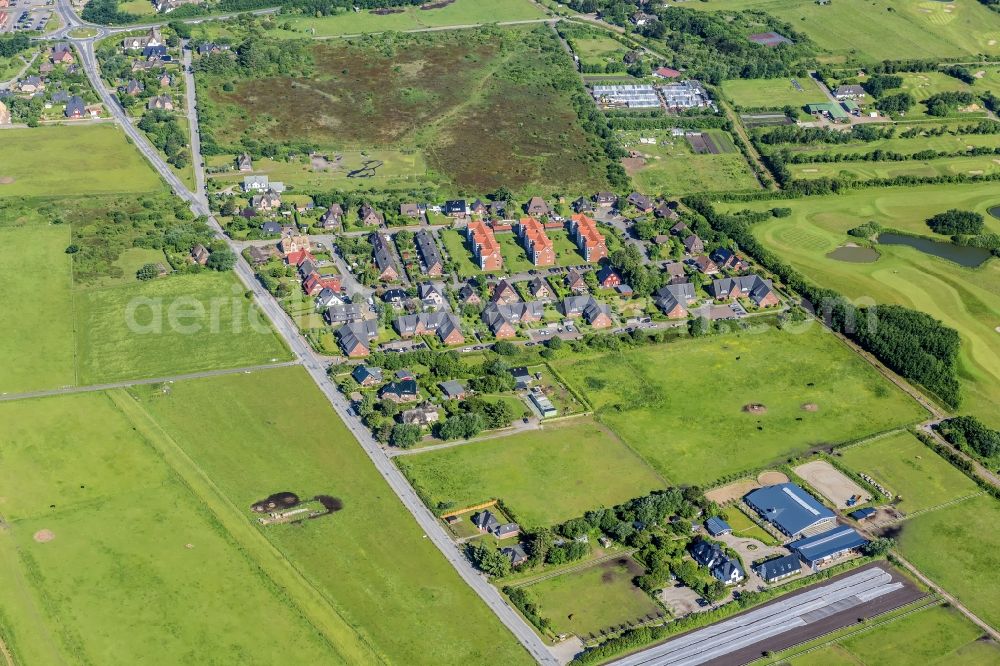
top-left (705, 516), bottom-right (732, 537)
top-left (744, 483), bottom-right (836, 538)
top-left (788, 525), bottom-right (868, 568)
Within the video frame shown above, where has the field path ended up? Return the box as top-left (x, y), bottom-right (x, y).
top-left (108, 390), bottom-right (386, 666)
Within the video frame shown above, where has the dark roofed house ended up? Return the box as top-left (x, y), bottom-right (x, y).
top-left (653, 282), bottom-right (695, 319)
top-left (324, 302), bottom-right (364, 325)
top-left (683, 234), bottom-right (704, 255)
top-left (525, 196), bottom-right (550, 217)
top-left (833, 84), bottom-right (866, 100)
top-left (711, 274), bottom-right (779, 307)
top-left (319, 203), bottom-right (344, 229)
top-left (444, 199), bottom-right (468, 216)
top-left (359, 202), bottom-right (384, 226)
top-left (371, 233), bottom-right (399, 282)
top-left (490, 279), bottom-right (521, 305)
top-left (597, 266), bottom-right (621, 289)
top-left (190, 243), bottom-right (209, 265)
top-left (744, 483), bottom-right (836, 537)
top-left (653, 201), bottom-right (679, 220)
top-left (594, 191), bottom-right (618, 206)
top-left (670, 220), bottom-right (688, 236)
top-left (64, 95), bottom-right (86, 119)
top-left (379, 379), bottom-right (419, 404)
top-left (143, 45), bottom-right (168, 59)
top-left (335, 320), bottom-right (378, 358)
top-left (754, 553), bottom-right (801, 583)
top-left (488, 200), bottom-right (507, 220)
top-left (501, 544), bottom-right (529, 567)
top-left (439, 379), bottom-right (467, 400)
top-left (470, 199), bottom-right (487, 216)
top-left (711, 247), bottom-right (749, 272)
top-left (788, 525), bottom-right (868, 568)
top-left (705, 517), bottom-right (732, 537)
top-left (458, 282), bottom-right (482, 306)
top-left (565, 269), bottom-right (588, 294)
top-left (689, 540), bottom-right (744, 585)
top-left (626, 192), bottom-right (654, 213)
top-left (572, 196), bottom-right (594, 213)
top-left (528, 276), bottom-right (553, 300)
top-left (351, 364), bottom-right (383, 387)
top-left (125, 78), bottom-right (144, 96)
top-left (693, 255), bottom-right (719, 276)
top-left (473, 510), bottom-right (501, 533)
top-left (415, 229), bottom-right (443, 277)
top-left (495, 522), bottom-right (520, 539)
top-left (261, 220), bottom-right (282, 235)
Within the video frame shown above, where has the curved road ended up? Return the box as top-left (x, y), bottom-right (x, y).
top-left (59, 2), bottom-right (557, 662)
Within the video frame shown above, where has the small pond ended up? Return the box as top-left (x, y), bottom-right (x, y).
top-left (988, 205), bottom-right (1000, 220)
top-left (877, 233), bottom-right (992, 268)
top-left (826, 244), bottom-right (881, 263)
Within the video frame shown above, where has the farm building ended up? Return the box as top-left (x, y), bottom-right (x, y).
top-left (591, 84), bottom-right (660, 109)
top-left (754, 553), bottom-right (801, 583)
top-left (849, 507), bottom-right (877, 522)
top-left (705, 516), bottom-right (732, 537)
top-left (788, 525), bottom-right (868, 568)
top-left (744, 483), bottom-right (837, 538)
top-left (659, 80), bottom-right (715, 110)
top-left (529, 389), bottom-right (557, 418)
top-left (833, 84), bottom-right (865, 100)
top-left (747, 31), bottom-right (792, 47)
top-left (806, 102), bottom-right (849, 121)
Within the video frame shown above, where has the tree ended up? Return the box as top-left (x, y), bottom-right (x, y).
top-left (545, 335), bottom-right (563, 350)
top-left (926, 209), bottom-right (984, 236)
top-left (492, 340), bottom-right (518, 356)
top-left (863, 537), bottom-right (895, 557)
top-left (688, 316), bottom-right (709, 337)
top-left (136, 263), bottom-right (160, 281)
top-left (206, 248), bottom-right (236, 271)
top-left (389, 423), bottom-right (422, 449)
top-left (468, 542), bottom-right (511, 577)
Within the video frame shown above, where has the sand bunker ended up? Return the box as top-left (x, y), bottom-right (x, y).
top-left (758, 471), bottom-right (789, 485)
top-left (743, 403), bottom-right (768, 414)
top-left (33, 529), bottom-right (55, 543)
top-left (0, 176), bottom-right (15, 185)
top-left (802, 403), bottom-right (819, 412)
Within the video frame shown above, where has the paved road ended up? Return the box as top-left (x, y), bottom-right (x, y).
top-left (60, 7), bottom-right (557, 662)
top-left (181, 43), bottom-right (205, 200)
top-left (0, 361), bottom-right (300, 403)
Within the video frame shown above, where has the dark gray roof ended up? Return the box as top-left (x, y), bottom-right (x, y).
top-left (371, 233), bottom-right (397, 273)
top-left (754, 553), bottom-right (801, 582)
top-left (64, 95), bottom-right (86, 116)
top-left (351, 365), bottom-right (383, 384)
top-left (324, 302), bottom-right (364, 324)
top-left (439, 379), bottom-right (466, 397)
top-left (473, 510), bottom-right (501, 531)
top-left (380, 379), bottom-right (418, 398)
top-left (788, 526), bottom-right (867, 565)
top-left (705, 516), bottom-right (731, 536)
top-left (745, 483), bottom-right (836, 537)
top-left (415, 230), bottom-right (443, 271)
top-left (711, 274), bottom-right (774, 305)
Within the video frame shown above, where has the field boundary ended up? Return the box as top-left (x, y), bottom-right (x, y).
top-left (108, 390), bottom-right (386, 665)
top-left (506, 548), bottom-right (638, 590)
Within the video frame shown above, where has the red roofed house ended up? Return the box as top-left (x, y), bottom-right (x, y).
top-left (284, 249), bottom-right (314, 267)
top-left (302, 273), bottom-right (341, 296)
top-left (653, 66), bottom-right (681, 79)
top-left (465, 220), bottom-right (503, 271)
top-left (516, 217), bottom-right (555, 266)
top-left (597, 266), bottom-right (621, 289)
top-left (568, 213), bottom-right (608, 262)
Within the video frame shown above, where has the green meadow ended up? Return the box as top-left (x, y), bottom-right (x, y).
top-left (132, 367), bottom-right (532, 665)
top-left (0, 126), bottom-right (163, 198)
top-left (725, 183), bottom-right (1000, 427)
top-left (0, 392), bottom-right (342, 665)
top-left (0, 226), bottom-right (77, 393)
top-left (838, 431), bottom-right (980, 514)
top-left (721, 76), bottom-right (824, 110)
top-left (779, 130), bottom-right (1000, 159)
top-left (552, 327), bottom-right (926, 485)
top-left (684, 0), bottom-right (1000, 62)
top-left (898, 494), bottom-right (1000, 631)
top-left (789, 155), bottom-right (1000, 181)
top-left (74, 272), bottom-right (290, 385)
top-left (397, 417), bottom-right (666, 527)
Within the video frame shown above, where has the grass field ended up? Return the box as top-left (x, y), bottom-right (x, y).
top-left (132, 367), bottom-right (532, 664)
top-left (837, 431), bottom-right (980, 514)
top-left (526, 556), bottom-right (661, 637)
top-left (779, 603), bottom-right (999, 665)
top-left (780, 130), bottom-right (1000, 158)
top-left (685, 0), bottom-right (1000, 61)
top-left (0, 226), bottom-right (77, 394)
top-left (263, 0), bottom-right (547, 38)
top-left (551, 327), bottom-right (927, 485)
top-left (570, 34), bottom-right (628, 68)
top-left (202, 27), bottom-right (610, 195)
top-left (789, 155), bottom-right (1000, 181)
top-left (721, 77), bottom-right (824, 110)
top-left (0, 126), bottom-right (163, 197)
top-left (721, 506), bottom-right (780, 545)
top-left (0, 392), bottom-right (342, 665)
top-left (397, 417), bottom-right (665, 527)
top-left (209, 150), bottom-right (432, 192)
top-left (440, 228), bottom-right (488, 277)
top-left (727, 184), bottom-right (1000, 428)
top-left (74, 272), bottom-right (290, 385)
top-left (898, 494), bottom-right (1000, 631)
top-left (619, 129), bottom-right (759, 195)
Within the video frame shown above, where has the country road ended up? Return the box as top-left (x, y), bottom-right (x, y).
top-left (58, 3), bottom-right (558, 662)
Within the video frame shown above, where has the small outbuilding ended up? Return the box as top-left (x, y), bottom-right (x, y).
top-left (704, 516), bottom-right (732, 537)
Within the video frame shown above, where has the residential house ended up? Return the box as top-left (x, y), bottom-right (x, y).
top-left (121, 28), bottom-right (162, 51)
top-left (371, 233), bottom-right (399, 282)
top-left (401, 403), bottom-right (439, 427)
top-left (664, 262), bottom-right (687, 285)
top-left (444, 199), bottom-right (468, 216)
top-left (303, 273), bottom-right (341, 296)
top-left (670, 221), bottom-right (689, 236)
top-left (754, 554), bottom-right (801, 583)
top-left (490, 279), bottom-right (521, 305)
top-left (596, 266), bottom-right (621, 289)
top-left (418, 283), bottom-right (445, 309)
top-left (197, 42), bottom-right (222, 56)
top-left (487, 200), bottom-right (507, 220)
top-left (51, 43), bottom-right (74, 64)
top-left (705, 517), bottom-right (732, 537)
top-left (653, 282), bottom-right (696, 319)
top-left (439, 380), bottom-right (468, 400)
top-left (359, 203), bottom-right (384, 227)
top-left (710, 248), bottom-right (749, 272)
top-left (243, 175), bottom-right (271, 193)
top-left (594, 191), bottom-right (618, 206)
top-left (279, 232), bottom-right (310, 256)
top-left (19, 76), bottom-right (44, 93)
top-left (457, 282), bottom-right (482, 306)
top-left (125, 79), bottom-right (144, 96)
top-left (336, 320), bottom-right (378, 358)
top-left (147, 95), bottom-right (173, 111)
top-left (470, 199), bottom-right (487, 216)
top-left (572, 196), bottom-right (594, 214)
top-left (382, 288), bottom-right (408, 305)
top-left (315, 288), bottom-right (342, 309)
top-left (565, 269), bottom-right (588, 294)
top-left (142, 45), bottom-right (168, 60)
top-left (501, 544), bottom-right (529, 567)
top-left (481, 301), bottom-right (544, 338)
top-left (653, 201), bottom-right (679, 220)
top-left (319, 203), bottom-right (344, 229)
top-left (689, 540), bottom-right (745, 585)
top-left (251, 190), bottom-right (281, 212)
top-left (473, 510), bottom-right (520, 538)
top-left (683, 234), bottom-right (704, 255)
top-left (465, 220), bottom-right (503, 271)
top-left (516, 217), bottom-right (555, 266)
top-left (158, 72), bottom-right (172, 88)
top-left (630, 10), bottom-right (655, 26)
top-left (414, 230), bottom-right (443, 277)
top-left (510, 366), bottom-right (533, 389)
top-left (399, 202), bottom-right (422, 219)
top-left (261, 220), bottom-right (282, 235)
top-left (237, 153), bottom-right (253, 172)
top-left (626, 192), bottom-right (654, 213)
top-left (692, 255), bottom-right (719, 275)
top-left (190, 243), bottom-right (209, 265)
top-left (64, 96), bottom-right (86, 119)
top-left (711, 274), bottom-right (779, 307)
top-left (833, 84), bottom-right (865, 100)
top-left (525, 196), bottom-right (550, 217)
top-left (351, 365), bottom-right (383, 387)
top-left (562, 296), bottom-right (612, 328)
top-left (528, 276), bottom-right (553, 300)
top-left (246, 245), bottom-right (277, 265)
top-left (568, 213), bottom-right (608, 262)
top-left (379, 379), bottom-right (419, 404)
top-left (394, 312), bottom-right (464, 345)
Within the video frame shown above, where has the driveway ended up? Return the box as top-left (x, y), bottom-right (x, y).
top-left (716, 533), bottom-right (792, 589)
